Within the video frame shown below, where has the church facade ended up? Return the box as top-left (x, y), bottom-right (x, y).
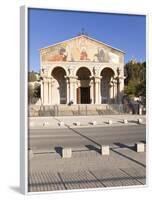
top-left (40, 35), bottom-right (125, 105)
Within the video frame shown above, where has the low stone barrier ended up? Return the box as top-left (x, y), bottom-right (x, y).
top-left (58, 121), bottom-right (64, 127)
top-left (90, 121), bottom-right (97, 125)
top-left (74, 122), bottom-right (81, 126)
top-left (108, 120), bottom-right (112, 125)
top-left (100, 145), bottom-right (110, 155)
top-left (138, 118), bottom-right (143, 124)
top-left (28, 149), bottom-right (34, 160)
top-left (43, 122), bottom-right (49, 127)
top-left (62, 147), bottom-right (72, 158)
top-left (123, 119), bottom-right (128, 124)
top-left (135, 142), bottom-right (145, 152)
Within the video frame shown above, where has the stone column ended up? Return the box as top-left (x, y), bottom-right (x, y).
top-left (48, 77), bottom-right (52, 105)
top-left (109, 81), bottom-right (113, 103)
top-left (94, 76), bottom-right (101, 104)
top-left (90, 79), bottom-right (94, 104)
top-left (66, 79), bottom-right (69, 104)
top-left (114, 80), bottom-right (117, 103)
top-left (73, 78), bottom-right (77, 104)
top-left (68, 76), bottom-right (77, 104)
top-left (43, 79), bottom-right (49, 105)
top-left (69, 79), bottom-right (74, 103)
top-left (99, 76), bottom-right (102, 104)
top-left (41, 80), bottom-right (44, 104)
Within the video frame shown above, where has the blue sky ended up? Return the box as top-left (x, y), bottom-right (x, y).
top-left (28, 8), bottom-right (146, 72)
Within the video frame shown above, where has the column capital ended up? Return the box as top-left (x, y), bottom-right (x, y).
top-left (91, 75), bottom-right (102, 79)
top-left (65, 75), bottom-right (78, 80)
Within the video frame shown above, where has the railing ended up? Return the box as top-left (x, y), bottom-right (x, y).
top-left (28, 103), bottom-right (143, 117)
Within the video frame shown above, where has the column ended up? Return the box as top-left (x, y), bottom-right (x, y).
top-left (66, 79), bottom-right (69, 104)
top-left (41, 80), bottom-right (44, 104)
top-left (43, 80), bottom-right (49, 105)
top-left (117, 78), bottom-right (122, 104)
top-left (94, 77), bottom-right (101, 104)
top-left (69, 79), bottom-right (74, 102)
top-left (90, 80), bottom-right (94, 104)
top-left (109, 81), bottom-right (113, 103)
top-left (114, 79), bottom-right (117, 104)
top-left (99, 76), bottom-right (102, 104)
top-left (48, 77), bottom-right (52, 105)
top-left (73, 80), bottom-right (77, 104)
top-left (68, 77), bottom-right (77, 104)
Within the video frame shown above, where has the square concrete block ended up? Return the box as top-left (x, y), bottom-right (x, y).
top-left (101, 145), bottom-right (110, 155)
top-left (91, 121), bottom-right (97, 125)
top-left (135, 143), bottom-right (145, 152)
top-left (43, 122), bottom-right (49, 127)
top-left (62, 147), bottom-right (72, 158)
top-left (108, 120), bottom-right (112, 125)
top-left (28, 149), bottom-right (34, 160)
top-left (59, 121), bottom-right (64, 126)
top-left (138, 118), bottom-right (143, 124)
top-left (123, 119), bottom-right (128, 124)
top-left (74, 122), bottom-right (80, 126)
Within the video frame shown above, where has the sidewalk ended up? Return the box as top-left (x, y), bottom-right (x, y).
top-left (29, 114), bottom-right (146, 129)
top-left (28, 146), bottom-right (146, 192)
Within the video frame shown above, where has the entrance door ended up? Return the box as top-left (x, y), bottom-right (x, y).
top-left (77, 87), bottom-right (81, 104)
top-left (80, 87), bottom-right (90, 104)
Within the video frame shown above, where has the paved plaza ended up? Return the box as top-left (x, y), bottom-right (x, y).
top-left (28, 115), bottom-right (146, 192)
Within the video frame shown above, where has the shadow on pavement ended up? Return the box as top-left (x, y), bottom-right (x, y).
top-left (86, 144), bottom-right (100, 154)
top-left (55, 146), bottom-right (62, 157)
top-left (114, 142), bottom-right (135, 151)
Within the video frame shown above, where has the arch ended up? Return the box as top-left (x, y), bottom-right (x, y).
top-left (51, 67), bottom-right (67, 104)
top-left (74, 66), bottom-right (93, 77)
top-left (99, 67), bottom-right (116, 77)
top-left (100, 67), bottom-right (115, 104)
top-left (76, 67), bottom-right (91, 104)
top-left (50, 65), bottom-right (68, 77)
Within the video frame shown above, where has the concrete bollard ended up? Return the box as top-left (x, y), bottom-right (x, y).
top-left (62, 147), bottom-right (72, 158)
top-left (135, 142), bottom-right (145, 152)
top-left (139, 107), bottom-right (142, 115)
top-left (123, 119), bottom-right (128, 124)
top-left (108, 120), bottom-right (112, 125)
top-left (29, 121), bottom-right (34, 127)
top-left (100, 145), bottom-right (110, 155)
top-left (43, 122), bottom-right (49, 127)
top-left (28, 149), bottom-right (34, 160)
top-left (90, 121), bottom-right (97, 125)
top-left (58, 121), bottom-right (64, 127)
top-left (74, 122), bottom-right (80, 126)
top-left (138, 118), bottom-right (143, 124)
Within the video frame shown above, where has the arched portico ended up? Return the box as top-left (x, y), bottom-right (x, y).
top-left (76, 67), bottom-right (91, 104)
top-left (41, 63), bottom-right (123, 105)
top-left (100, 67), bottom-right (115, 103)
top-left (51, 67), bottom-right (67, 104)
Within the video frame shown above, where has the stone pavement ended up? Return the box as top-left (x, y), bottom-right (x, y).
top-left (28, 145), bottom-right (146, 192)
top-left (29, 114), bottom-right (146, 129)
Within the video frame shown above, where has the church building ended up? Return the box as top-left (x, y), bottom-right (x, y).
top-left (40, 34), bottom-right (125, 105)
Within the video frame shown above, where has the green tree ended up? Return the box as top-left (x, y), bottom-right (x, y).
top-left (28, 71), bottom-right (37, 82)
top-left (124, 60), bottom-right (146, 99)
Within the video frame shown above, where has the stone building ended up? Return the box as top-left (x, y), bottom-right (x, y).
top-left (40, 35), bottom-right (125, 105)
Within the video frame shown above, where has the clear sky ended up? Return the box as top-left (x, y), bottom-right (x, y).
top-left (28, 8), bottom-right (146, 72)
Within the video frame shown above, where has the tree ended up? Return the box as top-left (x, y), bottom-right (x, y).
top-left (34, 83), bottom-right (40, 98)
top-left (28, 71), bottom-right (37, 82)
top-left (124, 60), bottom-right (146, 100)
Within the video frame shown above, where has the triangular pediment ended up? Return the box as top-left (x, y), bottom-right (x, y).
top-left (40, 35), bottom-right (124, 64)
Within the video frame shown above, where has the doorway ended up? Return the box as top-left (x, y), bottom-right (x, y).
top-left (77, 87), bottom-right (90, 104)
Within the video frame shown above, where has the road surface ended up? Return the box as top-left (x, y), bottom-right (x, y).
top-left (29, 125), bottom-right (146, 152)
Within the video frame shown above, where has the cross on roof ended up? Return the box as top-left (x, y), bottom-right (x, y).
top-left (77, 28), bottom-right (88, 36)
